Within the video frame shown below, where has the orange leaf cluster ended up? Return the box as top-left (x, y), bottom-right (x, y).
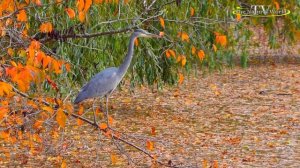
top-left (76, 0), bottom-right (92, 22)
top-left (215, 32), bottom-right (227, 47)
top-left (176, 55), bottom-right (186, 66)
top-left (165, 49), bottom-right (176, 58)
top-left (5, 64), bottom-right (38, 92)
top-left (39, 22), bottom-right (53, 33)
top-left (178, 31), bottom-right (189, 42)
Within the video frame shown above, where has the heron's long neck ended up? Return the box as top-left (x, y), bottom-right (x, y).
top-left (117, 34), bottom-right (137, 78)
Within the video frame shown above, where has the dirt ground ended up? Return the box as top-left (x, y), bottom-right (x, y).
top-left (2, 64), bottom-right (300, 167)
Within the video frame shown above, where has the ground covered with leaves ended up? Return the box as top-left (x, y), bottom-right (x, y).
top-left (2, 64), bottom-right (300, 167)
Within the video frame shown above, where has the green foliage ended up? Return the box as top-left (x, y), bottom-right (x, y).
top-left (19, 1), bottom-right (300, 90)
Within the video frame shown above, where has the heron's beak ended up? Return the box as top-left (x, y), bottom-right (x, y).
top-left (146, 33), bottom-right (162, 38)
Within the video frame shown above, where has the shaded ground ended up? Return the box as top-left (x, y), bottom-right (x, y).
top-left (2, 64), bottom-right (300, 167)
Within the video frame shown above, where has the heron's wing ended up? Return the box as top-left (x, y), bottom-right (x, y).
top-left (74, 67), bottom-right (119, 103)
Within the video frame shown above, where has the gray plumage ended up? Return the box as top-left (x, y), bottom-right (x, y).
top-left (74, 29), bottom-right (160, 104)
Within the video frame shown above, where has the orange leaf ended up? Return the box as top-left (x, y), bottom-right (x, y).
top-left (151, 127), bottom-right (156, 136)
top-left (40, 22), bottom-right (53, 33)
top-left (78, 11), bottom-right (86, 22)
top-left (178, 73), bottom-right (184, 84)
top-left (134, 38), bottom-right (138, 46)
top-left (61, 159), bottom-right (67, 168)
top-left (213, 160), bottom-right (218, 168)
top-left (190, 7), bottom-right (195, 16)
top-left (30, 40), bottom-right (41, 50)
top-left (236, 13), bottom-right (241, 21)
top-left (77, 105), bottom-right (84, 125)
top-left (0, 107), bottom-right (9, 120)
top-left (159, 17), bottom-right (165, 29)
top-left (16, 10), bottom-right (27, 22)
top-left (202, 159), bottom-right (208, 168)
top-left (65, 63), bottom-right (71, 72)
top-left (191, 46), bottom-right (196, 55)
top-left (35, 0), bottom-right (42, 6)
top-left (33, 120), bottom-right (43, 129)
top-left (166, 49), bottom-right (175, 58)
top-left (146, 140), bottom-right (154, 151)
top-left (99, 123), bottom-right (107, 130)
top-left (0, 131), bottom-right (10, 139)
top-left (108, 116), bottom-right (113, 125)
top-left (176, 55), bottom-right (182, 63)
top-left (178, 31), bottom-right (189, 42)
top-left (181, 55), bottom-right (186, 66)
top-left (52, 60), bottom-right (62, 74)
top-left (169, 49), bottom-right (176, 57)
top-left (84, 0), bottom-right (92, 12)
top-left (36, 51), bottom-right (45, 63)
top-left (42, 106), bottom-right (54, 113)
top-left (274, 1), bottom-right (280, 10)
top-left (111, 153), bottom-right (118, 165)
top-left (43, 56), bottom-right (52, 68)
top-left (78, 105), bottom-right (84, 115)
top-left (77, 0), bottom-right (85, 11)
top-left (165, 50), bottom-right (171, 58)
top-left (65, 8), bottom-right (76, 19)
top-left (56, 108), bottom-right (67, 128)
top-left (197, 50), bottom-right (205, 61)
top-left (7, 48), bottom-right (14, 56)
top-left (0, 82), bottom-right (13, 96)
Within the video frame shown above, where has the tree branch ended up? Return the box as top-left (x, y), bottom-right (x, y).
top-left (39, 27), bottom-right (135, 42)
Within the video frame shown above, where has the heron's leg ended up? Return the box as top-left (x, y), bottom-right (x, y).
top-left (105, 95), bottom-right (110, 127)
top-left (92, 99), bottom-right (97, 126)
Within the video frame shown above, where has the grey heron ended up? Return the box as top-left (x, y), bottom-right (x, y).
top-left (74, 29), bottom-right (161, 125)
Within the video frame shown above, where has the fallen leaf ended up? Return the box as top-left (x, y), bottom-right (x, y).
top-left (146, 140), bottom-right (154, 151)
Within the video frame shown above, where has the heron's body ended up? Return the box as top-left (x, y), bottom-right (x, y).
top-left (74, 29), bottom-right (160, 106)
top-left (74, 67), bottom-right (119, 104)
